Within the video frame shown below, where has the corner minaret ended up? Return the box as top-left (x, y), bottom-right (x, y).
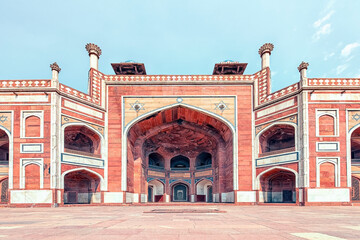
top-left (258, 43), bottom-right (274, 70)
top-left (298, 61), bottom-right (309, 87)
top-left (50, 62), bottom-right (61, 88)
top-left (85, 43), bottom-right (102, 70)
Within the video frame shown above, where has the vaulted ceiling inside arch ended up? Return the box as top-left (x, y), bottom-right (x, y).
top-left (143, 124), bottom-right (218, 158)
top-left (127, 106), bottom-right (233, 160)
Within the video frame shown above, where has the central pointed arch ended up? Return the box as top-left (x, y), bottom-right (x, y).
top-left (122, 103), bottom-right (237, 203)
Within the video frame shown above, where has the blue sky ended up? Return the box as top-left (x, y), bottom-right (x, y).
top-left (1, 0), bottom-right (360, 93)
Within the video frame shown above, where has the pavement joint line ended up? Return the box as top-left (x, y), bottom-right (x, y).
top-left (291, 232), bottom-right (347, 240)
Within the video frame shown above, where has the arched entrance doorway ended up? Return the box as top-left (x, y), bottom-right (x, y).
top-left (125, 106), bottom-right (234, 203)
top-left (63, 170), bottom-right (101, 204)
top-left (259, 169), bottom-right (296, 203)
top-left (148, 179), bottom-right (164, 202)
top-left (196, 179), bottom-right (213, 202)
top-left (172, 183), bottom-right (188, 202)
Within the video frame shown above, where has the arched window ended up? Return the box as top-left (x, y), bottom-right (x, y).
top-left (64, 170), bottom-right (101, 204)
top-left (170, 155), bottom-right (190, 170)
top-left (318, 115), bottom-right (335, 136)
top-left (259, 124), bottom-right (295, 156)
top-left (173, 183), bottom-right (188, 201)
top-left (64, 125), bottom-right (101, 158)
top-left (195, 152), bottom-right (212, 169)
top-left (259, 170), bottom-right (296, 203)
top-left (148, 153), bottom-right (164, 169)
top-left (25, 116), bottom-right (41, 137)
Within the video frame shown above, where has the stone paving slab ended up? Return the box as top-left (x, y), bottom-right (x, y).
top-left (0, 205), bottom-right (360, 239)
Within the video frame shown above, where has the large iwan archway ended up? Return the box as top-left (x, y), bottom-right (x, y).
top-left (125, 105), bottom-right (235, 203)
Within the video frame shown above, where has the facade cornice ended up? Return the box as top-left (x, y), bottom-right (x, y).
top-left (104, 80), bottom-right (254, 86)
top-left (0, 87), bottom-right (105, 111)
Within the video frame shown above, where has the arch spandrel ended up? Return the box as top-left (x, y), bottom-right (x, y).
top-left (123, 96), bottom-right (236, 128)
top-left (61, 116), bottom-right (104, 136)
top-left (0, 112), bottom-right (12, 134)
top-left (255, 115), bottom-right (297, 136)
top-left (348, 111), bottom-right (360, 132)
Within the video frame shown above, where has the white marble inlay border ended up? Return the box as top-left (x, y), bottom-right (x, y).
top-left (257, 99), bottom-right (295, 118)
top-left (64, 100), bottom-right (103, 118)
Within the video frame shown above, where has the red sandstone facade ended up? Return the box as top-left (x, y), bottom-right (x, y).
top-left (0, 43), bottom-right (358, 206)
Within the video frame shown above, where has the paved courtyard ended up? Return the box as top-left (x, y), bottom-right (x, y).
top-left (0, 205), bottom-right (360, 239)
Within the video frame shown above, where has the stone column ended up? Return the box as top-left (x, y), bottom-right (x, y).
top-left (258, 43), bottom-right (274, 70)
top-left (50, 62), bottom-right (61, 88)
top-left (298, 61), bottom-right (309, 87)
top-left (85, 43), bottom-right (102, 70)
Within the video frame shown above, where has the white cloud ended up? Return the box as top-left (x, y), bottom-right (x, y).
top-left (324, 52), bottom-right (335, 61)
top-left (313, 10), bottom-right (335, 28)
top-left (341, 42), bottom-right (360, 58)
top-left (312, 24), bottom-right (332, 41)
top-left (322, 0), bottom-right (336, 14)
top-left (336, 64), bottom-right (348, 75)
top-left (312, 2), bottom-right (335, 42)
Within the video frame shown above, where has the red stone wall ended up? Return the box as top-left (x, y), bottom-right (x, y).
top-left (0, 103), bottom-right (52, 190)
top-left (320, 162), bottom-right (335, 188)
top-left (25, 164), bottom-right (40, 189)
top-left (318, 115), bottom-right (335, 136)
top-left (107, 84), bottom-right (253, 193)
top-left (25, 116), bottom-right (41, 137)
top-left (307, 98), bottom-right (350, 188)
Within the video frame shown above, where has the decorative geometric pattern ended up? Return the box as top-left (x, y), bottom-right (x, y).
top-left (1, 179), bottom-right (8, 203)
top-left (176, 97), bottom-right (183, 103)
top-left (129, 100), bottom-right (145, 112)
top-left (147, 177), bottom-right (166, 184)
top-left (0, 80), bottom-right (51, 88)
top-left (169, 179), bottom-right (178, 184)
top-left (214, 100), bottom-right (229, 112)
top-left (59, 68), bottom-right (104, 106)
top-left (256, 68), bottom-right (300, 105)
top-left (308, 78), bottom-right (360, 86)
top-left (103, 74), bottom-right (253, 83)
top-left (195, 177), bottom-right (214, 184)
top-left (183, 179), bottom-right (191, 184)
top-left (353, 113), bottom-right (360, 121)
top-left (169, 179), bottom-right (191, 185)
top-left (147, 177), bottom-right (155, 182)
top-left (0, 115), bottom-right (7, 123)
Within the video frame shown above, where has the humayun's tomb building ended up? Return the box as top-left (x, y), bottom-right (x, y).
top-left (0, 42), bottom-right (360, 206)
